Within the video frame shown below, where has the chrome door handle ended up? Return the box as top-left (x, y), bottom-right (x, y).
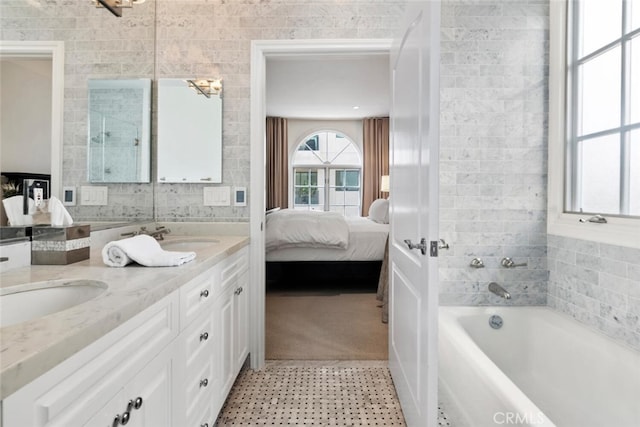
top-left (404, 238), bottom-right (428, 255)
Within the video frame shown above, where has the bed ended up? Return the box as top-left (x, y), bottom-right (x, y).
top-left (265, 208), bottom-right (389, 289)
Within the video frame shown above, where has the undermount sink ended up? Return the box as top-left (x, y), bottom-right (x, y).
top-left (0, 280), bottom-right (108, 327)
top-left (160, 238), bottom-right (219, 251)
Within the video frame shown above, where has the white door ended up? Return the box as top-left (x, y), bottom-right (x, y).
top-left (388, 2), bottom-right (441, 427)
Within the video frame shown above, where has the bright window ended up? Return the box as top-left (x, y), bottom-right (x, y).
top-left (566, 0), bottom-right (640, 216)
top-left (291, 131), bottom-right (362, 216)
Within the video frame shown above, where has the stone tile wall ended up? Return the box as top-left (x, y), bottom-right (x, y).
top-left (548, 235), bottom-right (640, 351)
top-left (438, 0), bottom-right (549, 305)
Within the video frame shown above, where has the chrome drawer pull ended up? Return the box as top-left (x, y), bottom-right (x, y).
top-left (200, 289), bottom-right (209, 298)
top-left (200, 332), bottom-right (209, 341)
top-left (200, 378), bottom-right (209, 388)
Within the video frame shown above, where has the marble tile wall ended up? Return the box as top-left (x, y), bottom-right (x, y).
top-left (0, 0), bottom-right (404, 223)
top-left (548, 235), bottom-right (640, 351)
top-left (438, 0), bottom-right (549, 306)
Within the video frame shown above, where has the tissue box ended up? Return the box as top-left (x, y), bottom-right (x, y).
top-left (31, 225), bottom-right (90, 265)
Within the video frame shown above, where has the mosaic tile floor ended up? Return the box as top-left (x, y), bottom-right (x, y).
top-left (216, 361), bottom-right (406, 426)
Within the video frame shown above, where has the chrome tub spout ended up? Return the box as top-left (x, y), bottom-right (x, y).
top-left (488, 282), bottom-right (511, 300)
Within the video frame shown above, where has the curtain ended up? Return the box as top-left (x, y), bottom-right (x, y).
top-left (266, 117), bottom-right (289, 210)
top-left (362, 117), bottom-right (389, 216)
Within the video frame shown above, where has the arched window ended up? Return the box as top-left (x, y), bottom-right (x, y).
top-left (291, 131), bottom-right (362, 216)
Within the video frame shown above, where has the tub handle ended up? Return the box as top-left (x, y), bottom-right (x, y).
top-left (500, 257), bottom-right (527, 268)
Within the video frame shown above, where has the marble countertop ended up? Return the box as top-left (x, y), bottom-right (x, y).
top-left (0, 233), bottom-right (249, 400)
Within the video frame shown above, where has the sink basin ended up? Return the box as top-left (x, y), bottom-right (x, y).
top-left (160, 238), bottom-right (219, 251)
top-left (0, 280), bottom-right (108, 327)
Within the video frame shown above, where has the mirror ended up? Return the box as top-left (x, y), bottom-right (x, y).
top-left (87, 79), bottom-right (151, 183)
top-left (157, 78), bottom-right (222, 183)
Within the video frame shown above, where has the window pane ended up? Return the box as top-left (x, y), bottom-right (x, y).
top-left (345, 170), bottom-right (360, 187)
top-left (578, 135), bottom-right (621, 214)
top-left (631, 37), bottom-right (640, 125)
top-left (578, 46), bottom-right (621, 136)
top-left (579, 0), bottom-right (622, 56)
top-left (632, 0), bottom-right (640, 31)
top-left (631, 130), bottom-right (640, 216)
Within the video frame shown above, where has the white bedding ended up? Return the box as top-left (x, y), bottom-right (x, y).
top-left (265, 209), bottom-right (349, 251)
top-left (266, 216), bottom-right (389, 262)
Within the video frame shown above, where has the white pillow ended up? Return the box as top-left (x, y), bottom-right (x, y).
top-left (368, 198), bottom-right (389, 224)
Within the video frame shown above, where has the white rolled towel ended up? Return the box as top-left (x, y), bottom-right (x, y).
top-left (102, 234), bottom-right (196, 267)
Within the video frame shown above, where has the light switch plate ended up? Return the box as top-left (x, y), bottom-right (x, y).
top-left (63, 186), bottom-right (76, 206)
top-left (234, 187), bottom-right (247, 206)
top-left (203, 186), bottom-right (230, 206)
top-left (80, 186), bottom-right (108, 206)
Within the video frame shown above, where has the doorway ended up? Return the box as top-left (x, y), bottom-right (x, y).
top-left (249, 39), bottom-right (393, 370)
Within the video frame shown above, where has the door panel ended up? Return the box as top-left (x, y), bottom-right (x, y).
top-left (389, 2), bottom-right (441, 426)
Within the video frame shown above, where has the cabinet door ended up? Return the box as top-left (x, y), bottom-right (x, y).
top-left (233, 269), bottom-right (249, 372)
top-left (218, 284), bottom-right (235, 399)
top-left (123, 343), bottom-right (175, 427)
top-left (83, 390), bottom-right (126, 427)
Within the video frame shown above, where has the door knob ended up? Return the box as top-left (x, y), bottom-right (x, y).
top-left (403, 238), bottom-right (428, 255)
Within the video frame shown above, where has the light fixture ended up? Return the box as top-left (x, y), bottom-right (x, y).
top-left (380, 175), bottom-right (390, 193)
top-left (93, 0), bottom-right (146, 18)
top-left (187, 78), bottom-right (223, 98)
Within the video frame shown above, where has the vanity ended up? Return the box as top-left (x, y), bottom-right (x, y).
top-left (0, 228), bottom-right (250, 427)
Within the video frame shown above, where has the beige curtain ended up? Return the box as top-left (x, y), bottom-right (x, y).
top-left (266, 117), bottom-right (289, 210)
top-left (362, 117), bottom-right (389, 216)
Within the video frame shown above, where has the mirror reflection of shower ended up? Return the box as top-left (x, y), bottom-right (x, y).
top-left (89, 110), bottom-right (141, 182)
top-left (87, 78), bottom-right (152, 183)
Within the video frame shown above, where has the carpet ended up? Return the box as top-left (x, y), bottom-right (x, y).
top-left (266, 292), bottom-right (388, 360)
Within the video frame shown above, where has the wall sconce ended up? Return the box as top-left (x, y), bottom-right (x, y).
top-left (187, 79), bottom-right (223, 98)
top-left (380, 175), bottom-right (390, 193)
top-left (93, 0), bottom-right (146, 18)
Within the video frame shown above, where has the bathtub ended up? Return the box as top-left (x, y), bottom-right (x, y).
top-left (439, 306), bottom-right (640, 427)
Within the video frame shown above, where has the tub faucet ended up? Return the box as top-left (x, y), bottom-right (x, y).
top-left (488, 282), bottom-right (511, 300)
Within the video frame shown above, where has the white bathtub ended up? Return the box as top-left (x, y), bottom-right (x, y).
top-left (439, 306), bottom-right (640, 427)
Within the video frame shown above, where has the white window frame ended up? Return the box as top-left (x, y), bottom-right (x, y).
top-left (548, 1), bottom-right (640, 248)
top-left (290, 131), bottom-right (362, 216)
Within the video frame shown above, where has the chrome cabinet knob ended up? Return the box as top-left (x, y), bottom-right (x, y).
top-left (112, 415), bottom-right (121, 427)
top-left (200, 332), bottom-right (209, 341)
top-left (133, 397), bottom-right (143, 410)
top-left (120, 411), bottom-right (130, 425)
top-left (200, 289), bottom-right (209, 298)
top-left (234, 286), bottom-right (243, 295)
top-left (200, 378), bottom-right (209, 388)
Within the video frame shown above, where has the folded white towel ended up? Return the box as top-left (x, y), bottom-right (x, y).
top-left (102, 234), bottom-right (196, 267)
top-left (2, 195), bottom-right (35, 226)
top-left (48, 196), bottom-right (73, 226)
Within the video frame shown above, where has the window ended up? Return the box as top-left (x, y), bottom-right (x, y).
top-left (548, 0), bottom-right (640, 247)
top-left (566, 0), bottom-right (640, 216)
top-left (291, 131), bottom-right (362, 216)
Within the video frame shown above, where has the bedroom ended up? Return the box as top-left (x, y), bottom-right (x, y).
top-left (263, 53), bottom-right (391, 360)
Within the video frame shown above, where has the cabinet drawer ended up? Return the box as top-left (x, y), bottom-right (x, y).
top-left (3, 292), bottom-right (179, 427)
top-left (219, 247), bottom-right (248, 284)
top-left (194, 400), bottom-right (215, 427)
top-left (182, 309), bottom-right (215, 369)
top-left (180, 268), bottom-right (218, 329)
top-left (185, 357), bottom-right (217, 424)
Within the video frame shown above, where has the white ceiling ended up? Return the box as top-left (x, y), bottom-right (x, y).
top-left (265, 54), bottom-right (390, 120)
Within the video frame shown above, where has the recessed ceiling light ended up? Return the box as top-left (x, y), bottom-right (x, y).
top-left (353, 106), bottom-right (360, 110)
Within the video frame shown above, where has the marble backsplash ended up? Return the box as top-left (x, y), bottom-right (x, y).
top-left (548, 234), bottom-right (640, 352)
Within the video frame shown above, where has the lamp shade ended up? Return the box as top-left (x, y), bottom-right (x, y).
top-left (380, 175), bottom-right (390, 193)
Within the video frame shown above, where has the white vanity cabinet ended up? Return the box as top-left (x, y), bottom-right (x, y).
top-left (2, 291), bottom-right (179, 427)
top-left (2, 244), bottom-right (250, 427)
top-left (218, 248), bottom-right (250, 401)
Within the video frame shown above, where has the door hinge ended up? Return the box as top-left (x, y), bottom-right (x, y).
top-left (430, 241), bottom-right (438, 257)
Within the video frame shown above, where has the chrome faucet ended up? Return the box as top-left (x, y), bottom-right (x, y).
top-left (140, 226), bottom-right (171, 240)
top-left (488, 282), bottom-right (511, 300)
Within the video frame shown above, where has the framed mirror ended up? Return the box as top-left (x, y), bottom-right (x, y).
top-left (87, 79), bottom-right (151, 183)
top-left (157, 78), bottom-right (222, 183)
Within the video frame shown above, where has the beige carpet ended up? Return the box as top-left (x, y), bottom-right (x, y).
top-left (266, 292), bottom-right (388, 360)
